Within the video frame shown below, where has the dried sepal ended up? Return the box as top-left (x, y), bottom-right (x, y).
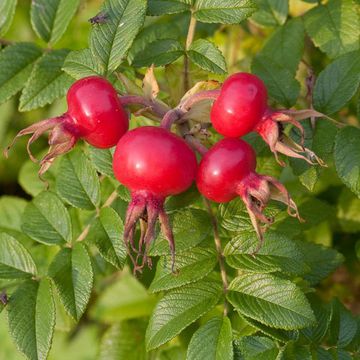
top-left (237, 172), bottom-right (302, 254)
top-left (4, 115), bottom-right (77, 177)
top-left (142, 65), bottom-right (159, 101)
top-left (124, 191), bottom-right (176, 274)
top-left (256, 111), bottom-right (327, 167)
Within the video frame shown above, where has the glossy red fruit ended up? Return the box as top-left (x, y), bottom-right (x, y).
top-left (5, 76), bottom-right (128, 175)
top-left (113, 126), bottom-right (198, 272)
top-left (66, 76), bottom-right (128, 148)
top-left (197, 138), bottom-right (301, 250)
top-left (196, 138), bottom-right (256, 203)
top-left (210, 72), bottom-right (268, 138)
top-left (210, 72), bottom-right (326, 166)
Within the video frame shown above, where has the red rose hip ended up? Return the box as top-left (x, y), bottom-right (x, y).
top-left (5, 76), bottom-right (128, 175)
top-left (113, 126), bottom-right (198, 272)
top-left (210, 72), bottom-right (267, 138)
top-left (196, 138), bottom-right (302, 250)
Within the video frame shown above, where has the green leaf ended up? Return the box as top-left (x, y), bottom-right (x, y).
top-left (149, 245), bottom-right (217, 292)
top-left (234, 336), bottom-right (279, 360)
top-left (188, 39), bottom-right (227, 74)
top-left (256, 152), bottom-right (282, 178)
top-left (194, 0), bottom-right (258, 24)
top-left (30, 0), bottom-right (80, 45)
top-left (256, 18), bottom-right (304, 75)
top-left (347, 318), bottom-right (360, 352)
top-left (48, 243), bottom-right (93, 320)
top-left (334, 126), bottom-right (360, 197)
top-left (329, 349), bottom-right (353, 360)
top-left (0, 196), bottom-right (27, 232)
top-left (19, 49), bottom-right (73, 111)
top-left (224, 232), bottom-right (309, 276)
top-left (18, 160), bottom-right (56, 197)
top-left (313, 347), bottom-right (333, 360)
top-left (147, 0), bottom-right (190, 15)
top-left (312, 121), bottom-right (339, 161)
top-left (274, 198), bottom-right (334, 237)
top-left (149, 208), bottom-right (212, 255)
top-left (88, 207), bottom-right (127, 269)
top-left (88, 147), bottom-right (115, 178)
top-left (56, 148), bottom-right (101, 210)
top-left (219, 197), bottom-right (279, 234)
top-left (0, 0), bottom-right (17, 36)
top-left (337, 189), bottom-right (360, 233)
top-left (62, 49), bottom-right (104, 79)
top-left (132, 39), bottom-right (184, 67)
top-left (0, 233), bottom-right (37, 279)
top-left (89, 0), bottom-right (147, 72)
top-left (0, 43), bottom-right (42, 105)
top-left (187, 317), bottom-right (233, 360)
top-left (252, 56), bottom-right (300, 107)
top-left (116, 185), bottom-right (131, 202)
top-left (22, 191), bottom-right (72, 245)
top-left (240, 315), bottom-right (298, 343)
top-left (251, 0), bottom-right (288, 27)
top-left (146, 276), bottom-right (222, 350)
top-left (227, 273), bottom-right (315, 330)
top-left (165, 185), bottom-right (201, 211)
top-left (7, 279), bottom-right (55, 360)
top-left (280, 342), bottom-right (311, 360)
top-left (99, 320), bottom-right (147, 360)
top-left (300, 295), bottom-right (332, 344)
top-left (128, 19), bottom-right (184, 63)
top-left (328, 299), bottom-right (358, 348)
top-left (313, 51), bottom-right (360, 114)
top-left (304, 0), bottom-right (360, 59)
top-left (296, 241), bottom-right (343, 285)
top-left (251, 18), bottom-right (304, 107)
top-left (90, 272), bottom-right (157, 323)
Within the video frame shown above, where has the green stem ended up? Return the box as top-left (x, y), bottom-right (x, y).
top-left (184, 15), bottom-right (197, 91)
top-left (76, 189), bottom-right (118, 242)
top-left (203, 198), bottom-right (229, 316)
top-left (119, 95), bottom-right (169, 118)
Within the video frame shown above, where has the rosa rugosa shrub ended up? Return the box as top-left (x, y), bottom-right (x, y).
top-left (0, 1), bottom-right (359, 359)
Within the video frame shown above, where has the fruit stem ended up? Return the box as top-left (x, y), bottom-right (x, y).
top-left (203, 198), bottom-right (229, 316)
top-left (183, 133), bottom-right (208, 156)
top-left (184, 15), bottom-right (197, 91)
top-left (119, 95), bottom-right (169, 118)
top-left (160, 108), bottom-right (184, 130)
top-left (160, 88), bottom-right (220, 130)
top-left (76, 189), bottom-right (118, 242)
top-left (179, 89), bottom-right (220, 111)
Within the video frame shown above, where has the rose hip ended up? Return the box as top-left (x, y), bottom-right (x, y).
top-left (113, 126), bottom-right (197, 272)
top-left (5, 76), bottom-right (128, 175)
top-left (196, 137), bottom-right (302, 250)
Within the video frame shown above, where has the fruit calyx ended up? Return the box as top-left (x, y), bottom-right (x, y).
top-left (236, 171), bottom-right (303, 252)
top-left (124, 190), bottom-right (175, 274)
top-left (255, 108), bottom-right (326, 167)
top-left (4, 114), bottom-right (78, 176)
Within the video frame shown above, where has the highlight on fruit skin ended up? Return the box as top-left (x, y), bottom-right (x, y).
top-left (196, 137), bottom-right (302, 252)
top-left (4, 76), bottom-right (129, 176)
top-left (113, 126), bottom-right (198, 273)
top-left (210, 72), bottom-right (327, 166)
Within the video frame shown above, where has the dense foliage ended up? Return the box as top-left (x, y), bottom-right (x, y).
top-left (0, 0), bottom-right (360, 359)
